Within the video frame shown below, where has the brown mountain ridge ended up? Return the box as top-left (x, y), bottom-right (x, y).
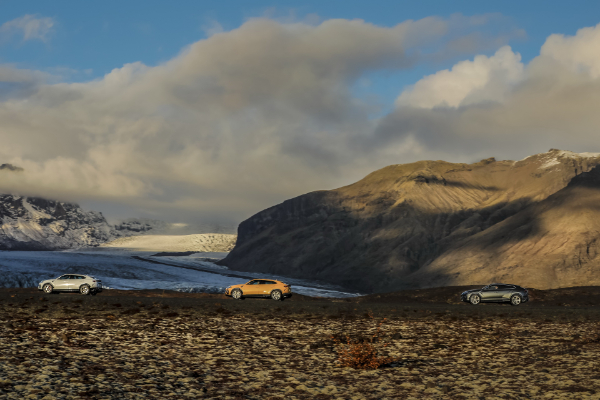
top-left (220, 149), bottom-right (600, 293)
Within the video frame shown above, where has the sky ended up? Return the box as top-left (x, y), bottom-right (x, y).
top-left (0, 1), bottom-right (599, 227)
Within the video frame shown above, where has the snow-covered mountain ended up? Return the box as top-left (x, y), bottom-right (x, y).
top-left (0, 195), bottom-right (237, 250)
top-left (0, 195), bottom-right (116, 250)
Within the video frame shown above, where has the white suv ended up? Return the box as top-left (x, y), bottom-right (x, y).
top-left (38, 274), bottom-right (103, 295)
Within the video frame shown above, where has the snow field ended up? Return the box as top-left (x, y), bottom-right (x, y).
top-left (99, 233), bottom-right (236, 252)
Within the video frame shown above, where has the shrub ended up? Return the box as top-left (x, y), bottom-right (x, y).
top-left (332, 311), bottom-right (395, 369)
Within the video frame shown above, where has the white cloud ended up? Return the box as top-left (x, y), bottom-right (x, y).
top-left (1, 16), bottom-right (492, 223)
top-left (0, 14), bottom-right (54, 43)
top-left (395, 46), bottom-right (524, 109)
top-left (540, 24), bottom-right (600, 78)
top-left (0, 15), bottom-right (556, 225)
top-left (378, 22), bottom-right (600, 162)
top-left (202, 20), bottom-right (224, 37)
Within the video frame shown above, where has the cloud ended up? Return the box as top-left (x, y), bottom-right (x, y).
top-left (0, 65), bottom-right (55, 101)
top-left (540, 24), bottom-right (600, 78)
top-left (0, 15), bottom-right (538, 225)
top-left (377, 22), bottom-right (600, 162)
top-left (201, 20), bottom-right (224, 37)
top-left (0, 14), bottom-right (55, 43)
top-left (395, 46), bottom-right (524, 109)
top-left (0, 163), bottom-right (23, 172)
top-left (1, 15), bottom-right (506, 223)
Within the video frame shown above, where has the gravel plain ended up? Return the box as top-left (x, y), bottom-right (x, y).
top-left (1, 287), bottom-right (600, 399)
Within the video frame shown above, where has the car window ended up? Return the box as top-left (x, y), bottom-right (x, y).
top-left (247, 280), bottom-right (258, 285)
top-left (263, 280), bottom-right (275, 285)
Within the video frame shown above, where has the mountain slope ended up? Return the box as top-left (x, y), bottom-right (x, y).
top-left (0, 195), bottom-right (114, 250)
top-left (408, 165), bottom-right (600, 289)
top-left (220, 149), bottom-right (600, 292)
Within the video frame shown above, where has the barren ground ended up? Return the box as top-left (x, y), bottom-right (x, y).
top-left (1, 287), bottom-right (600, 399)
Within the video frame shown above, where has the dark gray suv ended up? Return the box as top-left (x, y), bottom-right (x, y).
top-left (461, 283), bottom-right (529, 306)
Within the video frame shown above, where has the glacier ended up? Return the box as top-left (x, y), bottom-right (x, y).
top-left (0, 249), bottom-right (362, 298)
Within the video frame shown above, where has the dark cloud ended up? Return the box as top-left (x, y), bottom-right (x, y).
top-left (0, 163), bottom-right (24, 172)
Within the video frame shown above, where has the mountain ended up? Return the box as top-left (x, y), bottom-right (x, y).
top-left (408, 164), bottom-right (600, 290)
top-left (0, 196), bottom-right (237, 251)
top-left (0, 195), bottom-right (115, 250)
top-left (114, 218), bottom-right (236, 236)
top-left (220, 149), bottom-right (600, 293)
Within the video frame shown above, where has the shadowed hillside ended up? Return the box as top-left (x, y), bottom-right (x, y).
top-left (220, 149), bottom-right (600, 293)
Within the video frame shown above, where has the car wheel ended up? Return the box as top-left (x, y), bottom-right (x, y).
top-left (510, 294), bottom-right (522, 306)
top-left (42, 284), bottom-right (53, 294)
top-left (469, 294), bottom-right (481, 305)
top-left (79, 284), bottom-right (90, 295)
top-left (270, 290), bottom-right (283, 301)
top-left (231, 289), bottom-right (243, 300)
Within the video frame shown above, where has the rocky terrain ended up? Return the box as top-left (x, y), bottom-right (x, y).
top-left (0, 287), bottom-right (599, 399)
top-left (0, 195), bottom-right (115, 250)
top-left (221, 149), bottom-right (600, 293)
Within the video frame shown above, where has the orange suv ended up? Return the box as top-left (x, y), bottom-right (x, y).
top-left (225, 279), bottom-right (292, 301)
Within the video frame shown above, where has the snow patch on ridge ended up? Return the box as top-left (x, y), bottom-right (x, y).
top-left (555, 150), bottom-right (600, 159)
top-left (532, 149), bottom-right (600, 170)
top-left (21, 199), bottom-right (53, 220)
top-left (540, 158), bottom-right (561, 169)
top-left (520, 149), bottom-right (600, 164)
